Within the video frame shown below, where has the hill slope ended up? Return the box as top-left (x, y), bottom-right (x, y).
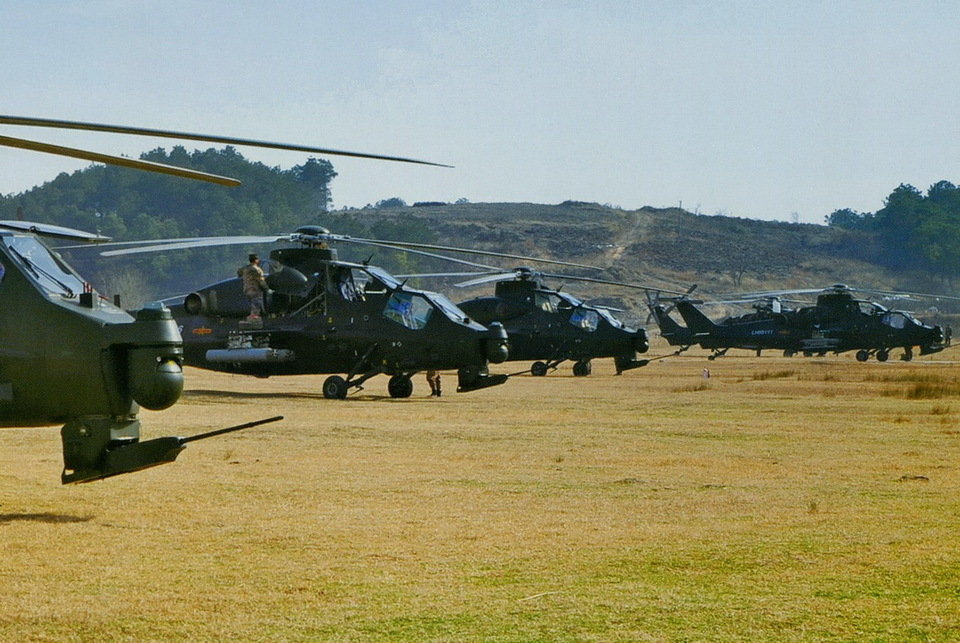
top-left (320, 201), bottom-right (947, 324)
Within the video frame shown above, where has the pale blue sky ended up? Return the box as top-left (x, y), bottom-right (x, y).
top-left (2, 1), bottom-right (958, 223)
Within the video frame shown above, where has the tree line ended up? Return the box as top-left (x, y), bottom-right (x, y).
top-left (826, 180), bottom-right (960, 279)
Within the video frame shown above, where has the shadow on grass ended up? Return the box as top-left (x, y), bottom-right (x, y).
top-left (0, 512), bottom-right (93, 524)
top-left (184, 389), bottom-right (327, 401)
top-left (184, 389), bottom-right (443, 403)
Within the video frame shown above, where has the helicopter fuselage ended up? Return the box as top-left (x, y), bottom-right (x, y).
top-left (168, 247), bottom-right (509, 394)
top-left (458, 279), bottom-right (649, 375)
top-left (0, 232), bottom-right (183, 424)
top-left (0, 231), bottom-right (186, 482)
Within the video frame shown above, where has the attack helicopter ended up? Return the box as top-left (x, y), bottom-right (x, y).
top-left (648, 284), bottom-right (954, 362)
top-left (456, 268), bottom-right (653, 376)
top-left (97, 229), bottom-right (574, 398)
top-left (407, 266), bottom-right (683, 376)
top-left (0, 114), bottom-right (445, 482)
top-left (0, 220), bottom-right (188, 483)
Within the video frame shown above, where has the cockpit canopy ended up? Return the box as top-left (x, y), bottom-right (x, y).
top-left (881, 310), bottom-right (920, 329)
top-left (382, 291), bottom-right (432, 329)
top-left (0, 233), bottom-right (87, 297)
top-left (569, 307), bottom-right (600, 332)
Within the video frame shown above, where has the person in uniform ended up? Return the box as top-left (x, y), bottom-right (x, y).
top-left (426, 370), bottom-right (442, 397)
top-left (237, 253), bottom-right (268, 319)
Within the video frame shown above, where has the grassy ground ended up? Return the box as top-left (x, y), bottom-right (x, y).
top-left (2, 348), bottom-right (959, 641)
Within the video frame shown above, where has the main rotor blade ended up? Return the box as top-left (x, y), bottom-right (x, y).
top-left (0, 134), bottom-right (241, 186)
top-left (59, 236), bottom-right (235, 251)
top-left (343, 236), bottom-right (602, 270)
top-left (537, 272), bottom-right (689, 295)
top-left (455, 273), bottom-right (518, 288)
top-left (395, 271), bottom-right (500, 279)
top-left (101, 235), bottom-right (291, 256)
top-left (863, 288), bottom-right (960, 302)
top-left (338, 239), bottom-right (499, 270)
top-left (97, 233), bottom-right (501, 270)
top-left (0, 115), bottom-right (452, 168)
top-left (589, 303), bottom-right (625, 312)
top-left (0, 220), bottom-right (110, 242)
top-left (714, 288), bottom-right (824, 299)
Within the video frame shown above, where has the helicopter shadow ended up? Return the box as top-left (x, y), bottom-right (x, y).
top-left (184, 389), bottom-right (434, 402)
top-left (347, 393), bottom-right (441, 403)
top-left (184, 389), bottom-right (328, 401)
top-left (0, 512), bottom-right (93, 524)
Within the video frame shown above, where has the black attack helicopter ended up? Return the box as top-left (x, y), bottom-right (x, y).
top-left (408, 265), bottom-right (684, 376)
top-left (97, 230), bottom-right (597, 398)
top-left (0, 114), bottom-right (446, 482)
top-left (648, 284), bottom-right (954, 362)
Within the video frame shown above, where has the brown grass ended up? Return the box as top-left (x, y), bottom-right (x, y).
top-left (1, 352), bottom-right (959, 640)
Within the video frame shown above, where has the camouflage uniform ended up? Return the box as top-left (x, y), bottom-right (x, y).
top-left (238, 260), bottom-right (268, 317)
top-left (426, 370), bottom-right (442, 397)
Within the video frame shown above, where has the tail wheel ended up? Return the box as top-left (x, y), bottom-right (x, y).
top-left (387, 375), bottom-right (414, 398)
top-left (530, 361), bottom-right (548, 377)
top-left (322, 375), bottom-right (348, 399)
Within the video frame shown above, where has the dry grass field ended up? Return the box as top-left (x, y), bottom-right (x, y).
top-left (2, 347), bottom-right (960, 641)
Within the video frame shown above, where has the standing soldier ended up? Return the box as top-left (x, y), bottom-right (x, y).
top-left (238, 253), bottom-right (268, 319)
top-left (426, 370), bottom-right (442, 397)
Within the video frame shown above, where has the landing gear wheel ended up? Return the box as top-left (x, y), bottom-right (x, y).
top-left (901, 349), bottom-right (914, 362)
top-left (572, 360), bottom-right (592, 377)
top-left (855, 350), bottom-right (870, 362)
top-left (387, 374), bottom-right (414, 398)
top-left (531, 361), bottom-right (549, 377)
top-left (323, 375), bottom-right (348, 399)
top-left (876, 349), bottom-right (889, 362)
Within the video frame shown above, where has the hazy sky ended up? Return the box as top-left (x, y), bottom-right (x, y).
top-left (2, 1), bottom-right (958, 224)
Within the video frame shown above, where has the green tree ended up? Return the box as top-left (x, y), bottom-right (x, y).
top-left (290, 157), bottom-right (337, 213)
top-left (375, 197), bottom-right (407, 208)
top-left (824, 208), bottom-right (867, 229)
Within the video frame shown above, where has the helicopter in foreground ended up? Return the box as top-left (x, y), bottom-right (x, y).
top-left (0, 114), bottom-right (445, 481)
top-left (648, 284), bottom-right (954, 362)
top-left (101, 228), bottom-right (531, 398)
top-left (0, 220), bottom-right (195, 483)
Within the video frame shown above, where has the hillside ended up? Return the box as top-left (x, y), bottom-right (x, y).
top-left (319, 201), bottom-right (951, 325)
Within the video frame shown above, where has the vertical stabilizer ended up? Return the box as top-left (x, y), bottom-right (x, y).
top-left (649, 305), bottom-right (696, 346)
top-left (675, 301), bottom-right (720, 335)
